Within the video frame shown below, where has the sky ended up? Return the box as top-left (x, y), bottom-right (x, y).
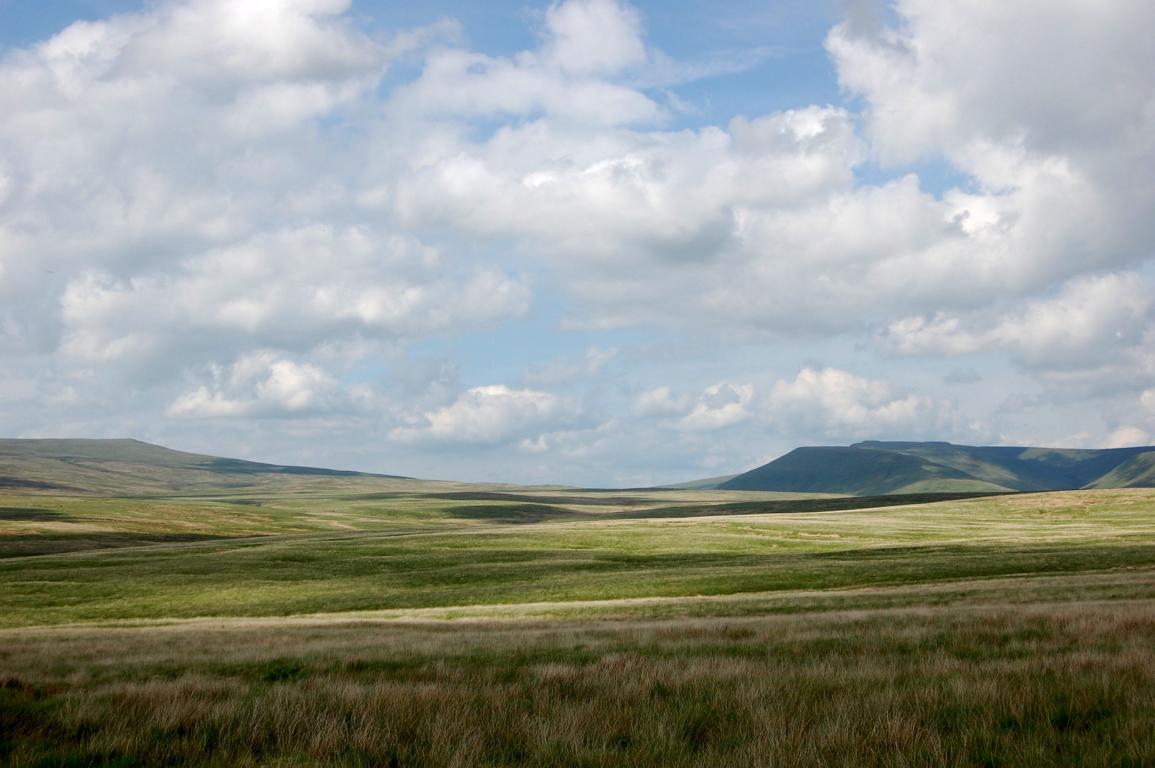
top-left (1, 0), bottom-right (1154, 486)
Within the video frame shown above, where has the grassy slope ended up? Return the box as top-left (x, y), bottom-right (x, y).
top-left (721, 441), bottom-right (1155, 494)
top-left (0, 438), bottom-right (212, 464)
top-left (3, 448), bottom-right (1155, 765)
top-left (865, 441), bottom-right (1155, 491)
top-left (3, 547), bottom-right (1155, 766)
top-left (1089, 450), bottom-right (1155, 488)
top-left (658, 473), bottom-right (739, 490)
top-left (0, 438), bottom-right (406, 496)
top-left (719, 446), bottom-right (1011, 495)
top-left (2, 488), bottom-right (1154, 627)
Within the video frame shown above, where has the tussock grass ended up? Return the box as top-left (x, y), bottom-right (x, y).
top-left (2, 598), bottom-right (1154, 766)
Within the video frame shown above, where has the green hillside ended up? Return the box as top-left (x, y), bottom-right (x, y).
top-left (658, 473), bottom-right (739, 490)
top-left (720, 441), bottom-right (1155, 495)
top-left (857, 441), bottom-right (1155, 491)
top-left (0, 438), bottom-right (409, 496)
top-left (1088, 451), bottom-right (1155, 488)
top-left (718, 446), bottom-right (1010, 495)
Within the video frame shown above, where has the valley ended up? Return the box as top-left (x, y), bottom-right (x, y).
top-left (2, 439), bottom-right (1154, 765)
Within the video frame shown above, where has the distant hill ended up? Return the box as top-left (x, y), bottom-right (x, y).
top-left (659, 473), bottom-right (740, 490)
top-left (718, 441), bottom-right (1155, 495)
top-left (0, 438), bottom-right (409, 496)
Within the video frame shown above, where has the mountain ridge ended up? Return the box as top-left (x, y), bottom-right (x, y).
top-left (717, 441), bottom-right (1155, 495)
top-left (0, 438), bottom-right (410, 495)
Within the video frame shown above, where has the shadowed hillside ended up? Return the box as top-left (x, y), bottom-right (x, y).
top-left (1089, 451), bottom-right (1155, 489)
top-left (719, 441), bottom-right (1155, 495)
top-left (0, 438), bottom-right (410, 496)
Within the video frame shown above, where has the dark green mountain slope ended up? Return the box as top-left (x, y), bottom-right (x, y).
top-left (854, 441), bottom-right (1155, 492)
top-left (1087, 451), bottom-right (1155, 488)
top-left (718, 446), bottom-right (1011, 495)
top-left (719, 441), bottom-right (1155, 495)
top-left (0, 438), bottom-right (408, 495)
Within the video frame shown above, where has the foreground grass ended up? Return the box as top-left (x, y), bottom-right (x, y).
top-left (2, 590), bottom-right (1153, 766)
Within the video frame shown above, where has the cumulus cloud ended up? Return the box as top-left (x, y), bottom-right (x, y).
top-left (390, 385), bottom-right (579, 445)
top-left (58, 226), bottom-right (528, 374)
top-left (678, 383), bottom-right (755, 431)
top-left (1103, 426), bottom-right (1152, 449)
top-left (827, 0), bottom-right (1155, 283)
top-left (631, 368), bottom-right (950, 442)
top-left (880, 272), bottom-right (1153, 370)
top-left (168, 352), bottom-right (351, 418)
top-left (3, 0), bottom-right (1155, 482)
top-left (392, 103), bottom-right (864, 271)
top-left (389, 0), bottom-right (658, 126)
top-left (632, 386), bottom-right (690, 418)
top-left (542, 0), bottom-right (647, 75)
top-left (384, 0), bottom-right (1155, 342)
top-left (630, 381), bottom-right (757, 432)
top-left (0, 0), bottom-right (528, 406)
top-left (767, 367), bottom-right (951, 439)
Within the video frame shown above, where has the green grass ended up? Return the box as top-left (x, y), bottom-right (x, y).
top-left (2, 592), bottom-right (1154, 766)
top-left (2, 482), bottom-right (1155, 764)
top-left (2, 488), bottom-right (1154, 627)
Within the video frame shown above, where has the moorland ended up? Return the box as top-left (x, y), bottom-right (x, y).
top-left (2, 439), bottom-right (1154, 766)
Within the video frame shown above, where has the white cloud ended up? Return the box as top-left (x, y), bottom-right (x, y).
top-left (384, 20), bottom-right (1153, 344)
top-left (678, 383), bottom-right (755, 431)
top-left (880, 272), bottom-right (1153, 370)
top-left (394, 106), bottom-right (862, 253)
top-left (388, 0), bottom-right (658, 127)
top-left (523, 346), bottom-right (619, 387)
top-left (827, 0), bottom-right (1155, 283)
top-left (390, 385), bottom-right (577, 445)
top-left (390, 48), bottom-right (661, 126)
top-left (1104, 426), bottom-right (1151, 449)
top-left (542, 0), bottom-right (647, 75)
top-left (168, 352), bottom-right (348, 418)
top-left (0, 0), bottom-right (493, 369)
top-left (767, 367), bottom-right (950, 438)
top-left (2, 0), bottom-right (1154, 483)
top-left (56, 226), bottom-right (528, 376)
top-left (632, 386), bottom-right (690, 417)
top-left (630, 368), bottom-right (951, 443)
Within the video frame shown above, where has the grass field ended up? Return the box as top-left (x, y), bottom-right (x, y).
top-left (2, 481), bottom-right (1155, 765)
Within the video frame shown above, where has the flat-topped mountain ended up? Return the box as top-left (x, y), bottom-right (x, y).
top-left (718, 441), bottom-right (1155, 495)
top-left (0, 438), bottom-right (409, 495)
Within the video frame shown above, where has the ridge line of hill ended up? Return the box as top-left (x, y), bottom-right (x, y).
top-left (0, 437), bottom-right (411, 495)
top-left (714, 441), bottom-right (1155, 495)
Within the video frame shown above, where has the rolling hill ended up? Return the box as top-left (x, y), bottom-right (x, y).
top-left (718, 441), bottom-right (1155, 495)
top-left (0, 438), bottom-right (409, 496)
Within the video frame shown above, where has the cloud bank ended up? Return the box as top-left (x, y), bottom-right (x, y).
top-left (2, 0), bottom-right (1153, 484)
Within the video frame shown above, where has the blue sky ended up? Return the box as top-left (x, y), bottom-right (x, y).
top-left (1, 0), bottom-right (1153, 484)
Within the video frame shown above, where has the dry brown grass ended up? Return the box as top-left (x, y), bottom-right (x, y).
top-left (3, 593), bottom-right (1154, 767)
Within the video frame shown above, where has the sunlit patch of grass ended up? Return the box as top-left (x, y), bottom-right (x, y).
top-left (2, 489), bottom-right (1155, 626)
top-left (2, 487), bottom-right (1155, 763)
